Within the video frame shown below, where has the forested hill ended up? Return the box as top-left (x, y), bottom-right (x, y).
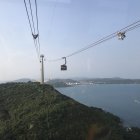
top-left (0, 83), bottom-right (140, 140)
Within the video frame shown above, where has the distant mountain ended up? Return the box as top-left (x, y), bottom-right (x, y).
top-left (78, 78), bottom-right (140, 84)
top-left (46, 78), bottom-right (140, 87)
top-left (47, 79), bottom-right (78, 83)
top-left (12, 78), bottom-right (37, 83)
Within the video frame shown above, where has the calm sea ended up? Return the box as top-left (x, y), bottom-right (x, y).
top-left (57, 84), bottom-right (140, 127)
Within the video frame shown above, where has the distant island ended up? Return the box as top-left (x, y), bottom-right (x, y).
top-left (0, 82), bottom-right (140, 140)
top-left (46, 78), bottom-right (140, 87)
top-left (2, 78), bottom-right (140, 88)
top-left (46, 79), bottom-right (80, 87)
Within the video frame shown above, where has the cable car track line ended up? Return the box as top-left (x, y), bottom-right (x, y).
top-left (46, 20), bottom-right (140, 62)
top-left (24, 0), bottom-right (33, 34)
top-left (24, 0), bottom-right (41, 61)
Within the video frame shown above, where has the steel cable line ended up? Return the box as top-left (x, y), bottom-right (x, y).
top-left (66, 35), bottom-right (117, 58)
top-left (66, 20), bottom-right (140, 58)
top-left (46, 57), bottom-right (63, 62)
top-left (33, 39), bottom-right (40, 60)
top-left (46, 31), bottom-right (117, 62)
top-left (119, 20), bottom-right (140, 32)
top-left (124, 23), bottom-right (140, 32)
top-left (35, 0), bottom-right (41, 56)
top-left (46, 32), bottom-right (118, 62)
top-left (28, 0), bottom-right (36, 34)
top-left (28, 0), bottom-right (40, 60)
top-left (24, 0), bottom-right (40, 61)
top-left (46, 20), bottom-right (140, 62)
top-left (24, 0), bottom-right (33, 34)
top-left (28, 0), bottom-right (40, 58)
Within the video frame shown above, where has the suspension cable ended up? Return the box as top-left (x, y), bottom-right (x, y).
top-left (24, 0), bottom-right (40, 61)
top-left (23, 0), bottom-right (33, 34)
top-left (28, 0), bottom-right (36, 34)
top-left (125, 23), bottom-right (140, 33)
top-left (35, 0), bottom-right (41, 55)
top-left (46, 20), bottom-right (140, 62)
top-left (65, 20), bottom-right (140, 58)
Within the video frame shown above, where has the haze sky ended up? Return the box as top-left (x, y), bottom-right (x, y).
top-left (0, 0), bottom-right (140, 82)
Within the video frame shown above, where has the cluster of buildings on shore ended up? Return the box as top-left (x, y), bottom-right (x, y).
top-left (65, 82), bottom-right (80, 86)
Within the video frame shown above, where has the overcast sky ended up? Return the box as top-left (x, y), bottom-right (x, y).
top-left (0, 0), bottom-right (140, 82)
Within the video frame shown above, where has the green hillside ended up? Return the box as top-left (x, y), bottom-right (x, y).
top-left (0, 83), bottom-right (139, 140)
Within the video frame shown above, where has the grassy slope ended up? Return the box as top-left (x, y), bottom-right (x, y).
top-left (0, 83), bottom-right (139, 140)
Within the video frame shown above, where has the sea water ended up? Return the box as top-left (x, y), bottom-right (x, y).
top-left (57, 84), bottom-right (140, 127)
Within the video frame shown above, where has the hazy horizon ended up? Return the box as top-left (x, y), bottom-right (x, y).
top-left (1, 76), bottom-right (140, 83)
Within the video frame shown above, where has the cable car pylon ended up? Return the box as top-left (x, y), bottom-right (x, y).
top-left (40, 54), bottom-right (45, 84)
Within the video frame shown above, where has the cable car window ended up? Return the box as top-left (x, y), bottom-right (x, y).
top-left (61, 64), bottom-right (67, 71)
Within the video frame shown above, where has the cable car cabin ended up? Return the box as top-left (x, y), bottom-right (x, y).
top-left (61, 64), bottom-right (67, 71)
top-left (117, 32), bottom-right (126, 40)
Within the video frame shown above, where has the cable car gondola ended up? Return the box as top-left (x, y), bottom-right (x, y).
top-left (61, 64), bottom-right (67, 70)
top-left (61, 57), bottom-right (67, 71)
top-left (117, 32), bottom-right (126, 40)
